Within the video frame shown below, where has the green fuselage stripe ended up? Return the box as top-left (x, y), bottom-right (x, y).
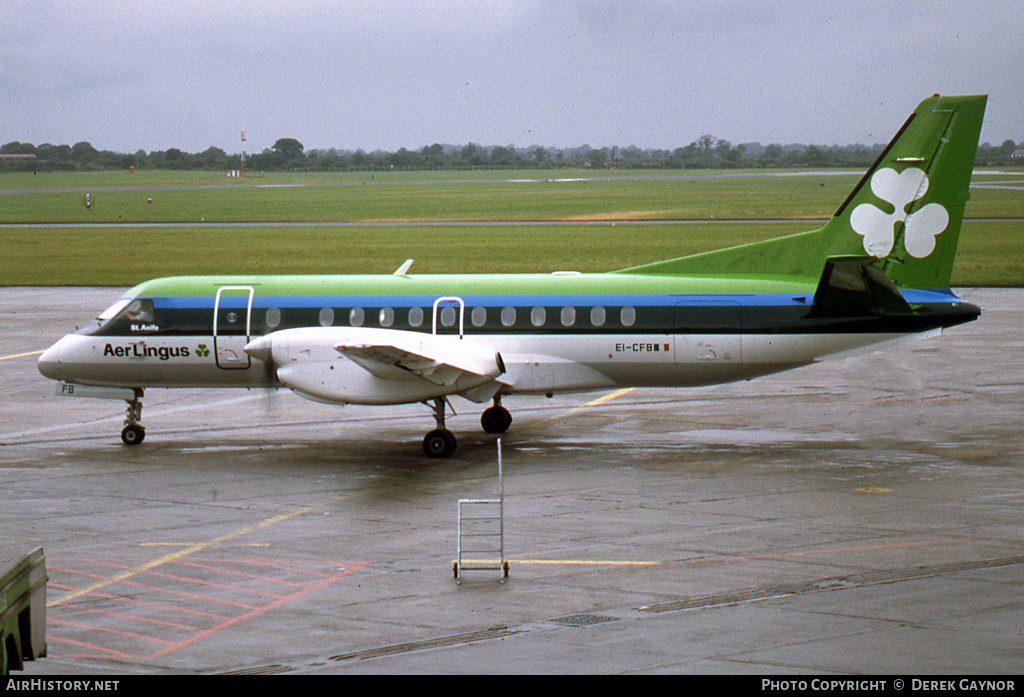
top-left (86, 273), bottom-right (977, 339)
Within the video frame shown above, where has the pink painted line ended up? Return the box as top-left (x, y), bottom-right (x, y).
top-left (149, 562), bottom-right (369, 659)
top-left (49, 617), bottom-right (176, 647)
top-left (173, 560), bottom-right (310, 588)
top-left (114, 578), bottom-right (261, 611)
top-left (46, 635), bottom-right (145, 661)
top-left (204, 557), bottom-right (358, 578)
top-left (47, 560), bottom-right (369, 660)
top-left (49, 565), bottom-right (109, 581)
top-left (106, 563), bottom-right (289, 599)
top-left (63, 604), bottom-right (199, 632)
top-left (50, 580), bottom-right (233, 620)
top-left (74, 588), bottom-right (231, 621)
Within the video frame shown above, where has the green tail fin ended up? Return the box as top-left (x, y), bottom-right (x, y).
top-left (620, 94), bottom-right (987, 289)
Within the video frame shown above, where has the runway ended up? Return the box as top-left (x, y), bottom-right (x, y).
top-left (1, 287), bottom-right (1022, 674)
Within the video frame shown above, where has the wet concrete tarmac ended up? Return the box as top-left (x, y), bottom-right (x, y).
top-left (1, 287), bottom-right (1021, 675)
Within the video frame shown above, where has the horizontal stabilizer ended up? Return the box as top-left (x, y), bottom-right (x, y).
top-left (812, 256), bottom-right (913, 315)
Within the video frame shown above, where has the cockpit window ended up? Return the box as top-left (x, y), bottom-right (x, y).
top-left (124, 299), bottom-right (156, 322)
top-left (80, 297), bottom-right (158, 335)
top-left (95, 298), bottom-right (156, 325)
top-left (97, 298), bottom-right (132, 322)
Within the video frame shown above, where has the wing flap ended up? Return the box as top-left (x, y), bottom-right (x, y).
top-left (334, 329), bottom-right (506, 387)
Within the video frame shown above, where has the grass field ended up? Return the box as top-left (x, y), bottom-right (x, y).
top-left (1, 168), bottom-right (1021, 285)
top-left (0, 169), bottom-right (870, 223)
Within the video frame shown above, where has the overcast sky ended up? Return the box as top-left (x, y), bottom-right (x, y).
top-left (3, 1), bottom-right (1022, 154)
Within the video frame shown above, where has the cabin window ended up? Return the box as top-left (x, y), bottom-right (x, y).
top-left (590, 306), bottom-right (606, 327)
top-left (440, 306), bottom-right (457, 327)
top-left (379, 307), bottom-right (394, 327)
top-left (408, 307), bottom-right (424, 327)
top-left (531, 306), bottom-right (546, 327)
top-left (471, 306), bottom-right (487, 327)
top-left (349, 307), bottom-right (365, 327)
top-left (620, 306), bottom-right (636, 327)
top-left (560, 306), bottom-right (576, 327)
top-left (265, 308), bottom-right (282, 329)
top-left (319, 307), bottom-right (335, 327)
top-left (501, 306), bottom-right (516, 327)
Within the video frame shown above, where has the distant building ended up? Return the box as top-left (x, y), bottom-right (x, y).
top-left (1011, 148), bottom-right (1024, 159)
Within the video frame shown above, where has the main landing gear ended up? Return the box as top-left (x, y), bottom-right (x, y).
top-left (423, 397), bottom-right (457, 458)
top-left (121, 389), bottom-right (145, 446)
top-left (421, 396), bottom-right (513, 458)
top-left (480, 397), bottom-right (512, 434)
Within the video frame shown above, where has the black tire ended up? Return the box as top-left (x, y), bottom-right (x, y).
top-left (481, 405), bottom-right (512, 434)
top-left (121, 424), bottom-right (145, 446)
top-left (423, 428), bottom-right (457, 458)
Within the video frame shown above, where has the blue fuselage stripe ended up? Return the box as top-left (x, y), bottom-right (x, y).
top-left (153, 289), bottom-right (959, 310)
top-left (159, 293), bottom-right (816, 310)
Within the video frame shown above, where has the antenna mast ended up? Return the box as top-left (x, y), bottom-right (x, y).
top-left (240, 127), bottom-right (247, 176)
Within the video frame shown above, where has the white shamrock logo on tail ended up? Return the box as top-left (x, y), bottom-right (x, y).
top-left (850, 167), bottom-right (949, 258)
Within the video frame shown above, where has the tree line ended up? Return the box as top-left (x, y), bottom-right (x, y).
top-left (1, 136), bottom-right (1020, 173)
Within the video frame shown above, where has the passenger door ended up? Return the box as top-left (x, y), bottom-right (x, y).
top-left (432, 296), bottom-right (466, 339)
top-left (213, 286), bottom-right (254, 369)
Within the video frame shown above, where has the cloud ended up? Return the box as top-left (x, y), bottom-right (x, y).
top-left (2, 1), bottom-right (1020, 153)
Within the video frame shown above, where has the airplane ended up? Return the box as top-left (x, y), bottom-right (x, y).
top-left (39, 94), bottom-right (986, 458)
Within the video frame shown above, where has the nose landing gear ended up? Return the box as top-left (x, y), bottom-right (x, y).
top-left (121, 390), bottom-right (145, 446)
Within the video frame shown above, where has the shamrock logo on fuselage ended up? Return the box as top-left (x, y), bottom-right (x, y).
top-left (850, 167), bottom-right (949, 259)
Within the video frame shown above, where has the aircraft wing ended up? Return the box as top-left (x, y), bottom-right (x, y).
top-left (244, 327), bottom-right (507, 405)
top-left (335, 332), bottom-right (506, 386)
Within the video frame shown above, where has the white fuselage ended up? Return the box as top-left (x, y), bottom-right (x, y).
top-left (39, 328), bottom-right (914, 405)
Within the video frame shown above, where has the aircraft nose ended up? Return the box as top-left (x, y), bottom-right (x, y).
top-left (38, 336), bottom-right (72, 380)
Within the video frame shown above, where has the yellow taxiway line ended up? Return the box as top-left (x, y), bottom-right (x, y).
top-left (459, 558), bottom-right (662, 567)
top-left (0, 349), bottom-right (44, 362)
top-left (523, 387), bottom-right (634, 431)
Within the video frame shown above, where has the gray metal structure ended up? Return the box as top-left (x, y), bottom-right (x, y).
top-left (456, 441), bottom-right (508, 583)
